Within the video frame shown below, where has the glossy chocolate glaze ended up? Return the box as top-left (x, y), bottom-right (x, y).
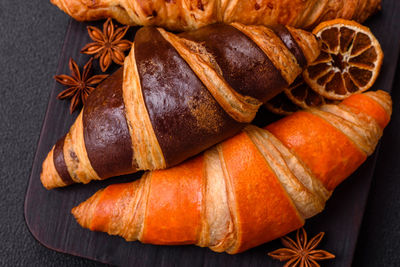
top-left (181, 24), bottom-right (288, 103)
top-left (83, 68), bottom-right (135, 178)
top-left (53, 136), bottom-right (74, 185)
top-left (134, 27), bottom-right (244, 167)
top-left (271, 25), bottom-right (307, 68)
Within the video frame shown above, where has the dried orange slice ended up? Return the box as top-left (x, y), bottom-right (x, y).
top-left (264, 92), bottom-right (299, 115)
top-left (284, 77), bottom-right (337, 109)
top-left (303, 19), bottom-right (383, 100)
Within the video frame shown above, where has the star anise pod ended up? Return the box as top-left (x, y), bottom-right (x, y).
top-left (81, 18), bottom-right (132, 72)
top-left (55, 58), bottom-right (109, 113)
top-left (268, 228), bottom-right (335, 267)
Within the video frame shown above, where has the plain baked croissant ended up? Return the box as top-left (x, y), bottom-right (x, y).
top-left (50, 0), bottom-right (381, 31)
top-left (72, 90), bottom-right (391, 254)
top-left (41, 23), bottom-right (319, 189)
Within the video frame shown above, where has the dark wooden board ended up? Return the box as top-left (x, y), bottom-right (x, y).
top-left (25, 1), bottom-right (400, 266)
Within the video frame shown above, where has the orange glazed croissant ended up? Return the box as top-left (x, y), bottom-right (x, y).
top-left (41, 23), bottom-right (319, 189)
top-left (50, 0), bottom-right (381, 31)
top-left (73, 90), bottom-right (391, 254)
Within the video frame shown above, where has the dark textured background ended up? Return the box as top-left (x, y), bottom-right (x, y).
top-left (0, 0), bottom-right (399, 266)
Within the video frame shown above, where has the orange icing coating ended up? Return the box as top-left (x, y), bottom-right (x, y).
top-left (266, 111), bottom-right (367, 191)
top-left (221, 132), bottom-right (303, 253)
top-left (141, 156), bottom-right (205, 245)
top-left (341, 94), bottom-right (390, 129)
top-left (90, 182), bottom-right (137, 231)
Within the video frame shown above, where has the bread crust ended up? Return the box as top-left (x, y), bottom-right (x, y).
top-left (72, 90), bottom-right (391, 253)
top-left (51, 0), bottom-right (381, 31)
top-left (41, 23), bottom-right (319, 189)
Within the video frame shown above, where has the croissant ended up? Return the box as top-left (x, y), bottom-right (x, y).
top-left (41, 23), bottom-right (319, 189)
top-left (50, 0), bottom-right (381, 31)
top-left (72, 90), bottom-right (391, 254)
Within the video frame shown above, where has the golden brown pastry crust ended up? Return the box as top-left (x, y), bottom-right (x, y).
top-left (41, 23), bottom-right (319, 189)
top-left (123, 46), bottom-right (166, 170)
top-left (158, 27), bottom-right (262, 123)
top-left (72, 90), bottom-right (391, 254)
top-left (51, 0), bottom-right (381, 31)
top-left (231, 23), bottom-right (302, 84)
top-left (40, 148), bottom-right (67, 188)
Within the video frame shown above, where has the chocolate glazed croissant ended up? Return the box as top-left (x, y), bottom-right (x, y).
top-left (72, 90), bottom-right (391, 254)
top-left (50, 0), bottom-right (381, 31)
top-left (41, 23), bottom-right (319, 189)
